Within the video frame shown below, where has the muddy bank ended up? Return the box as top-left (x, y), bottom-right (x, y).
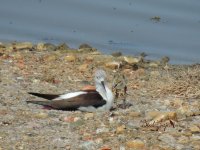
top-left (0, 42), bottom-right (200, 149)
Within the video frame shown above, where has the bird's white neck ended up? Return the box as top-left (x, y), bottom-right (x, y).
top-left (96, 82), bottom-right (114, 110)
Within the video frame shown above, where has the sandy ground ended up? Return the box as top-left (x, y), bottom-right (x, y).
top-left (0, 42), bottom-right (200, 150)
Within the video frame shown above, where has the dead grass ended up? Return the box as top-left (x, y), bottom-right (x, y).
top-left (147, 65), bottom-right (200, 99)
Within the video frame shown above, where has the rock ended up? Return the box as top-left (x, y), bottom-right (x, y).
top-left (149, 62), bottom-right (159, 68)
top-left (149, 111), bottom-right (177, 124)
top-left (64, 55), bottom-right (77, 62)
top-left (63, 116), bottom-right (80, 123)
top-left (78, 64), bottom-right (88, 72)
top-left (36, 43), bottom-right (46, 51)
top-left (94, 138), bottom-right (103, 144)
top-left (158, 134), bottom-right (176, 147)
top-left (111, 52), bottom-right (122, 57)
top-left (80, 141), bottom-right (95, 150)
top-left (129, 112), bottom-right (141, 117)
top-left (13, 42), bottom-right (33, 50)
top-left (124, 56), bottom-right (140, 64)
top-left (44, 43), bottom-right (56, 51)
top-left (34, 112), bottom-right (48, 119)
top-left (146, 111), bottom-right (161, 119)
top-left (79, 43), bottom-right (92, 49)
top-left (161, 56), bottom-right (170, 65)
top-left (177, 105), bottom-right (190, 115)
top-left (150, 71), bottom-right (160, 77)
top-left (100, 147), bottom-right (111, 150)
top-left (105, 61), bottom-right (121, 69)
top-left (43, 55), bottom-right (57, 62)
top-left (56, 43), bottom-right (69, 51)
top-left (191, 141), bottom-right (200, 150)
top-left (85, 56), bottom-right (94, 62)
top-left (189, 125), bottom-right (200, 133)
top-left (96, 127), bottom-right (109, 134)
top-left (116, 125), bottom-right (126, 134)
top-left (84, 113), bottom-right (94, 120)
top-left (177, 136), bottom-right (189, 144)
top-left (171, 99), bottom-right (183, 107)
top-left (126, 139), bottom-right (145, 149)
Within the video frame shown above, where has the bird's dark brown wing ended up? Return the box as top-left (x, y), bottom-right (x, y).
top-left (27, 91), bottom-right (106, 110)
top-left (48, 91), bottom-right (106, 110)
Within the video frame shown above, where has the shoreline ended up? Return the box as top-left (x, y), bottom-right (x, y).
top-left (0, 42), bottom-right (200, 149)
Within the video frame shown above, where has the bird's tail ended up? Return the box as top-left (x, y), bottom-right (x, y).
top-left (28, 92), bottom-right (59, 100)
top-left (26, 100), bottom-right (52, 106)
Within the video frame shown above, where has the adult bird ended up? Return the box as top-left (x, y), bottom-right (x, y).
top-left (27, 69), bottom-right (114, 112)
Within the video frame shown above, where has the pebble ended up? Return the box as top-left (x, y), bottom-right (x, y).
top-left (80, 141), bottom-right (95, 150)
top-left (149, 62), bottom-right (159, 67)
top-left (158, 134), bottom-right (176, 147)
top-left (84, 113), bottom-right (94, 120)
top-left (150, 71), bottom-right (160, 77)
top-left (78, 64), bottom-right (88, 72)
top-left (177, 136), bottom-right (189, 144)
top-left (63, 116), bottom-right (80, 123)
top-left (105, 61), bottom-right (121, 69)
top-left (124, 56), bottom-right (140, 64)
top-left (96, 127), bottom-right (109, 134)
top-left (189, 125), bottom-right (200, 133)
top-left (34, 112), bottom-right (48, 119)
top-left (13, 42), bottom-right (33, 50)
top-left (129, 111), bottom-right (141, 117)
top-left (111, 52), bottom-right (122, 57)
top-left (116, 125), bottom-right (126, 134)
top-left (64, 55), bottom-right (77, 62)
top-left (36, 43), bottom-right (46, 51)
top-left (126, 139), bottom-right (145, 149)
top-left (44, 55), bottom-right (57, 62)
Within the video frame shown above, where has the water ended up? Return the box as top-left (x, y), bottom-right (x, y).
top-left (0, 0), bottom-right (200, 64)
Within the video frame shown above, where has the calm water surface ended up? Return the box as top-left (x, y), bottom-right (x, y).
top-left (0, 0), bottom-right (200, 64)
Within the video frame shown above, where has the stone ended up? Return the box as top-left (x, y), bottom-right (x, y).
top-left (116, 125), bottom-right (126, 134)
top-left (84, 113), bottom-right (94, 120)
top-left (13, 42), bottom-right (33, 50)
top-left (126, 139), bottom-right (145, 149)
top-left (146, 111), bottom-right (161, 119)
top-left (148, 111), bottom-right (177, 124)
top-left (80, 141), bottom-right (95, 150)
top-left (44, 55), bottom-right (57, 62)
top-left (111, 52), bottom-right (122, 57)
top-left (158, 134), bottom-right (176, 147)
top-left (79, 43), bottom-right (92, 49)
top-left (149, 62), bottom-right (159, 67)
top-left (85, 56), bottom-right (94, 62)
top-left (96, 127), bottom-right (109, 134)
top-left (34, 112), bottom-right (48, 119)
top-left (150, 71), bottom-right (160, 77)
top-left (129, 111), bottom-right (141, 117)
top-left (64, 55), bottom-right (77, 62)
top-left (105, 61), bottom-right (121, 69)
top-left (124, 56), bottom-right (140, 64)
top-left (171, 99), bottom-right (183, 107)
top-left (177, 136), bottom-right (189, 144)
top-left (78, 64), bottom-right (88, 72)
top-left (189, 125), bottom-right (200, 133)
top-left (36, 43), bottom-right (46, 51)
top-left (63, 116), bottom-right (80, 123)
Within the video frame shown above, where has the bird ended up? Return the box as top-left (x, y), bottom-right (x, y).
top-left (27, 69), bottom-right (114, 112)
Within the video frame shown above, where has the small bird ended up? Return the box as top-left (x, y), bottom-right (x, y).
top-left (27, 69), bottom-right (114, 112)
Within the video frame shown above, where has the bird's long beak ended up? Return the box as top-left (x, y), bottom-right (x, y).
top-left (101, 81), bottom-right (106, 92)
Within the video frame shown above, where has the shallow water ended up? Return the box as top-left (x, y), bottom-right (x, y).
top-left (0, 0), bottom-right (200, 64)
